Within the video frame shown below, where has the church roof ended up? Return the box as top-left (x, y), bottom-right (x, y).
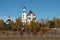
top-left (27, 10), bottom-right (35, 16)
top-left (7, 19), bottom-right (11, 21)
top-left (29, 10), bottom-right (33, 14)
top-left (23, 6), bottom-right (26, 9)
top-left (7, 16), bottom-right (11, 22)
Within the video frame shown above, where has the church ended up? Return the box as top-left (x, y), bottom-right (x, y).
top-left (6, 7), bottom-right (36, 25)
top-left (22, 7), bottom-right (36, 24)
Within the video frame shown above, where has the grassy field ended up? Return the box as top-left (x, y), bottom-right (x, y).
top-left (0, 37), bottom-right (60, 40)
top-left (0, 31), bottom-right (60, 40)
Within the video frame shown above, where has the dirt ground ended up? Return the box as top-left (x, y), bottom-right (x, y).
top-left (0, 37), bottom-right (60, 40)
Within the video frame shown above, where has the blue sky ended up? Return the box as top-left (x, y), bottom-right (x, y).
top-left (0, 0), bottom-right (60, 22)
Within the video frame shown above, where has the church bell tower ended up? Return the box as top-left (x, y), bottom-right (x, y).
top-left (22, 7), bottom-right (27, 24)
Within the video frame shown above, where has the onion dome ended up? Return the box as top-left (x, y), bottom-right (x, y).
top-left (27, 10), bottom-right (35, 16)
top-left (7, 16), bottom-right (11, 22)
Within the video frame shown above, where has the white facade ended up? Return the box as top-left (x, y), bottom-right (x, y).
top-left (22, 7), bottom-right (27, 23)
top-left (27, 10), bottom-right (36, 23)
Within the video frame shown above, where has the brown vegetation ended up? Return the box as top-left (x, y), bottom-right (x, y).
top-left (0, 17), bottom-right (60, 36)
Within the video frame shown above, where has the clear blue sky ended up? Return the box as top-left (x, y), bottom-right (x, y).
top-left (0, 0), bottom-right (60, 22)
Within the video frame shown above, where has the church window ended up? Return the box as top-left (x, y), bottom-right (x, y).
top-left (23, 14), bottom-right (24, 18)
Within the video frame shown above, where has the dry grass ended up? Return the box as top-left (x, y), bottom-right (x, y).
top-left (0, 37), bottom-right (60, 40)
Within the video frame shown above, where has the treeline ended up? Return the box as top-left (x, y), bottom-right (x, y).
top-left (0, 17), bottom-right (60, 35)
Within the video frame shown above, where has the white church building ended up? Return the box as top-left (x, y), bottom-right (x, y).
top-left (22, 7), bottom-right (36, 24)
top-left (6, 7), bottom-right (36, 25)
